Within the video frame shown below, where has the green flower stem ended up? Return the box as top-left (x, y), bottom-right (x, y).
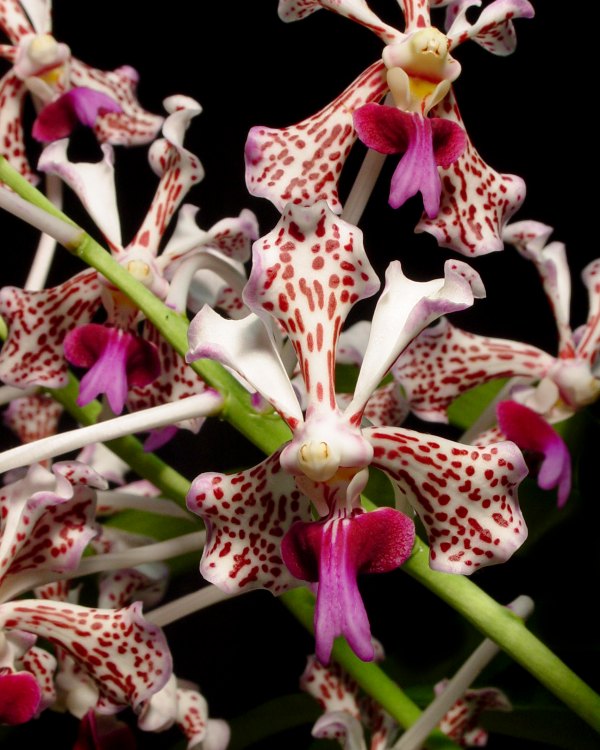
top-left (402, 538), bottom-right (600, 732)
top-left (1, 158), bottom-right (599, 734)
top-left (281, 587), bottom-right (460, 749)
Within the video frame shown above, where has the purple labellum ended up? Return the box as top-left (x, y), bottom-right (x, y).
top-left (353, 103), bottom-right (466, 217)
top-left (32, 87), bottom-right (122, 143)
top-left (282, 507), bottom-right (415, 664)
top-left (0, 670), bottom-right (41, 725)
top-left (64, 323), bottom-right (160, 414)
top-left (496, 400), bottom-right (572, 507)
top-left (143, 425), bottom-right (179, 453)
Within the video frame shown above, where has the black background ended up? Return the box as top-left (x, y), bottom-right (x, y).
top-left (0, 2), bottom-right (598, 748)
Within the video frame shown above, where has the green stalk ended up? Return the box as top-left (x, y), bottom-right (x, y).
top-left (402, 538), bottom-right (600, 731)
top-left (281, 587), bottom-right (460, 749)
top-left (1, 157), bottom-right (599, 734)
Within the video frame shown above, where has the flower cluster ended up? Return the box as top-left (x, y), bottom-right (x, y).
top-left (0, 1), bottom-right (596, 749)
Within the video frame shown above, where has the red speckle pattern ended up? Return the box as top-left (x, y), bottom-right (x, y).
top-left (0, 461), bottom-right (105, 596)
top-left (300, 653), bottom-right (396, 748)
top-left (99, 567), bottom-right (167, 610)
top-left (337, 383), bottom-right (411, 428)
top-left (245, 202), bottom-right (379, 411)
top-left (3, 394), bottom-right (63, 444)
top-left (0, 0), bottom-right (33, 44)
top-left (245, 61), bottom-right (388, 214)
top-left (176, 685), bottom-right (208, 746)
top-left (301, 654), bottom-right (362, 717)
top-left (70, 60), bottom-right (163, 147)
top-left (393, 317), bottom-right (555, 422)
top-left (399, 0), bottom-right (431, 32)
top-left (0, 2), bottom-right (163, 180)
top-left (417, 90), bottom-right (525, 256)
top-left (277, 0), bottom-right (401, 43)
top-left (0, 269), bottom-right (101, 388)
top-left (0, 71), bottom-right (37, 182)
top-left (367, 425), bottom-right (528, 573)
top-left (0, 600), bottom-right (171, 711)
top-left (187, 452), bottom-right (312, 595)
top-left (448, 0), bottom-right (533, 56)
top-left (436, 680), bottom-right (512, 746)
top-left (20, 646), bottom-right (57, 712)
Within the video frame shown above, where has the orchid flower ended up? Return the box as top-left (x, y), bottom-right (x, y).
top-left (301, 651), bottom-right (512, 748)
top-left (382, 220), bottom-right (600, 505)
top-left (0, 0), bottom-right (163, 182)
top-left (0, 95), bottom-right (257, 426)
top-left (245, 0), bottom-right (533, 255)
top-left (0, 460), bottom-right (172, 726)
top-left (185, 201), bottom-right (528, 664)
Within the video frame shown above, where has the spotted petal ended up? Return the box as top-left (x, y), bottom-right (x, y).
top-left (0, 0), bottom-right (36, 44)
top-left (32, 87), bottom-right (122, 142)
top-left (417, 90), bottom-right (525, 256)
top-left (397, 0), bottom-right (432, 32)
top-left (0, 461), bottom-right (106, 601)
top-left (245, 202), bottom-right (380, 416)
top-left (186, 452), bottom-right (312, 595)
top-left (3, 394), bottom-right (63, 444)
top-left (436, 680), bottom-right (512, 746)
top-left (346, 260), bottom-right (484, 423)
top-left (70, 58), bottom-right (164, 147)
top-left (367, 426), bottom-right (528, 573)
top-left (301, 654), bottom-right (362, 716)
top-left (392, 317), bottom-right (555, 422)
top-left (129, 96), bottom-right (204, 256)
top-left (0, 71), bottom-right (36, 182)
top-left (277, 0), bottom-right (402, 43)
top-left (245, 61), bottom-right (388, 214)
top-left (0, 600), bottom-right (172, 713)
top-left (20, 646), bottom-right (57, 715)
top-left (446, 0), bottom-right (535, 55)
top-left (176, 683), bottom-right (231, 750)
top-left (0, 269), bottom-right (102, 389)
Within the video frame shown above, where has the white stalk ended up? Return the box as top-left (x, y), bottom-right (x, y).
top-left (0, 187), bottom-right (82, 249)
top-left (78, 531), bottom-right (205, 576)
top-left (97, 489), bottom-right (192, 519)
top-left (24, 173), bottom-right (64, 290)
top-left (145, 585), bottom-right (234, 627)
top-left (391, 595), bottom-right (534, 750)
top-left (0, 391), bottom-right (223, 473)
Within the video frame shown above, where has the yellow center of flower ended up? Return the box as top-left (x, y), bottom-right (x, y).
top-left (127, 259), bottom-right (153, 286)
top-left (27, 34), bottom-right (65, 84)
top-left (298, 440), bottom-right (341, 482)
top-left (383, 27), bottom-right (459, 114)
